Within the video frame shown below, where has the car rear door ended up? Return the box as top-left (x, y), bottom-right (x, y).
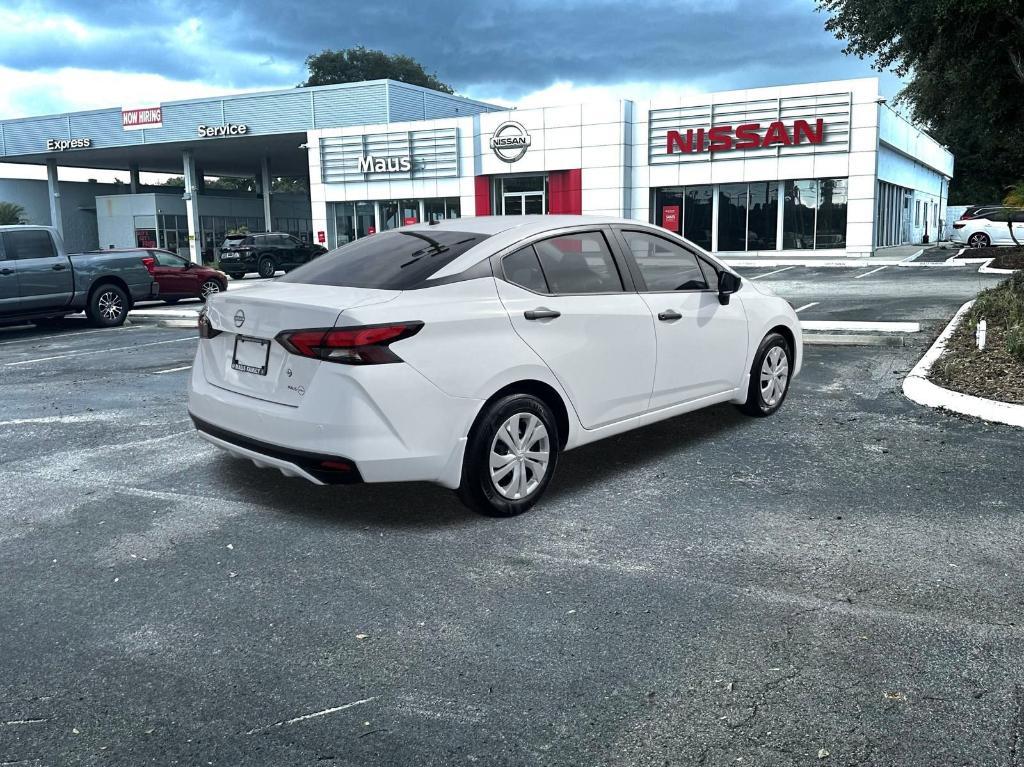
top-left (151, 249), bottom-right (196, 296)
top-left (493, 227), bottom-right (656, 430)
top-left (612, 227), bottom-right (748, 409)
top-left (2, 229), bottom-right (74, 311)
top-left (0, 236), bottom-right (20, 314)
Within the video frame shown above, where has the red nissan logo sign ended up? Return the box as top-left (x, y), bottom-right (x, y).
top-left (667, 118), bottom-right (824, 154)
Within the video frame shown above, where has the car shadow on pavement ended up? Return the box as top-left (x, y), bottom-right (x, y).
top-left (207, 402), bottom-right (750, 528)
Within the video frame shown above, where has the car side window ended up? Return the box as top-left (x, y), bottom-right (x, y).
top-left (620, 230), bottom-right (709, 291)
top-left (532, 231), bottom-right (623, 294)
top-left (3, 230), bottom-right (57, 260)
top-left (988, 210), bottom-right (1010, 223)
top-left (153, 250), bottom-right (186, 267)
top-left (502, 246), bottom-right (549, 293)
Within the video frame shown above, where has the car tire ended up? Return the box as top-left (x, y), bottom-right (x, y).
top-left (257, 257), bottom-right (276, 279)
top-left (458, 393), bottom-right (560, 517)
top-left (199, 279), bottom-right (222, 302)
top-left (738, 332), bottom-right (792, 417)
top-left (968, 232), bottom-right (991, 248)
top-left (86, 283), bottom-right (129, 328)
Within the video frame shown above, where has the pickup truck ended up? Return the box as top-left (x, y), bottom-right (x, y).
top-left (0, 225), bottom-right (159, 327)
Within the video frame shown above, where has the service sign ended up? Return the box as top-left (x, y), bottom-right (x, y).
top-left (122, 106), bottom-right (162, 131)
top-left (197, 124), bottom-right (248, 138)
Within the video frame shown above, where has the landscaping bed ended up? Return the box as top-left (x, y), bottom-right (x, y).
top-left (954, 245), bottom-right (1024, 269)
top-left (930, 273), bottom-right (1024, 404)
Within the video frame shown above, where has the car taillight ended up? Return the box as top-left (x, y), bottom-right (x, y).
top-left (198, 308), bottom-right (222, 339)
top-left (276, 322), bottom-right (423, 365)
top-left (141, 256), bottom-right (155, 272)
top-left (953, 222), bottom-right (966, 229)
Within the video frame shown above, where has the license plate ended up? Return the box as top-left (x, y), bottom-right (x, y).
top-left (231, 335), bottom-right (270, 376)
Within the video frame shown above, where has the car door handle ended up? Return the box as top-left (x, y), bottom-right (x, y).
top-left (524, 307), bottom-right (561, 321)
top-left (658, 310), bottom-right (682, 321)
top-left (0, 268), bottom-right (13, 276)
top-left (51, 263), bottom-right (68, 271)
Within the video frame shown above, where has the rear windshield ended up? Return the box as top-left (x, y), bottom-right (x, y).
top-left (278, 230), bottom-right (491, 290)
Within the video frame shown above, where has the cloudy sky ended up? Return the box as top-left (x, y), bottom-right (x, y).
top-left (0, 0), bottom-right (901, 179)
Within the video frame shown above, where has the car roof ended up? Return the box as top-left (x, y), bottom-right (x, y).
top-left (414, 215), bottom-right (715, 280)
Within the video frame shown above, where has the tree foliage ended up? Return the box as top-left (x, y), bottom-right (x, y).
top-left (0, 202), bottom-right (27, 225)
top-left (818, 0), bottom-right (1024, 203)
top-left (301, 46), bottom-right (453, 94)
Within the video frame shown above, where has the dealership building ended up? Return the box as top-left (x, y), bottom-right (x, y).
top-left (0, 76), bottom-right (952, 261)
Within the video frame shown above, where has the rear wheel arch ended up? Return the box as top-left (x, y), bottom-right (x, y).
top-left (472, 380), bottom-right (570, 450)
top-left (87, 276), bottom-right (132, 309)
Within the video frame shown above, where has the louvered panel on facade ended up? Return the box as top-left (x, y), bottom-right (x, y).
top-left (388, 86), bottom-right (426, 122)
top-left (1, 115), bottom-right (72, 156)
top-left (321, 127), bottom-right (460, 183)
top-left (313, 84), bottom-right (389, 128)
top-left (158, 101), bottom-right (227, 142)
top-left (649, 91), bottom-right (852, 164)
top-left (225, 90), bottom-right (313, 134)
top-left (70, 110), bottom-right (144, 149)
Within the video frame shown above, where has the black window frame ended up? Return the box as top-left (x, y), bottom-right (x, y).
top-left (610, 226), bottom-right (721, 294)
top-left (495, 226), bottom-right (634, 297)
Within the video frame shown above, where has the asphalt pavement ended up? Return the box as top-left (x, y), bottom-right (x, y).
top-left (1, 304), bottom-right (1023, 766)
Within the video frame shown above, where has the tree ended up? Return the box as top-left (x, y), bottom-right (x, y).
top-left (301, 47), bottom-right (453, 93)
top-left (818, 0), bottom-right (1024, 204)
top-left (0, 202), bottom-right (27, 225)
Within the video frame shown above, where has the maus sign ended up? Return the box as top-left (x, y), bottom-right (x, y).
top-left (667, 118), bottom-right (824, 154)
top-left (358, 155), bottom-right (412, 173)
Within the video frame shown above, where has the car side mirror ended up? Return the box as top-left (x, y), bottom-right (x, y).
top-left (717, 271), bottom-right (741, 305)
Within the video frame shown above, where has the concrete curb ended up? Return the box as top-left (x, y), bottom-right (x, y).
top-left (902, 300), bottom-right (1024, 428)
top-left (804, 333), bottom-right (906, 347)
top-left (801, 320), bottom-right (920, 333)
top-left (978, 258), bottom-right (1019, 275)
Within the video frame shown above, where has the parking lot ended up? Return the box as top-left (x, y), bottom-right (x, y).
top-left (2, 265), bottom-right (1022, 766)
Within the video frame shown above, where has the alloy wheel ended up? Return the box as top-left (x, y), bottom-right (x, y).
top-left (201, 280), bottom-right (221, 299)
top-left (969, 234), bottom-right (988, 248)
top-left (489, 412), bottom-right (550, 500)
top-left (98, 290), bottom-right (123, 320)
top-left (759, 346), bottom-right (789, 408)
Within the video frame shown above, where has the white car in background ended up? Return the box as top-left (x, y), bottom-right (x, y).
top-left (952, 208), bottom-right (1024, 248)
top-left (188, 216), bottom-right (801, 517)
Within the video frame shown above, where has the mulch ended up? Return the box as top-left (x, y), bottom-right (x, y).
top-left (930, 322), bottom-right (1024, 405)
top-left (954, 245), bottom-right (1024, 270)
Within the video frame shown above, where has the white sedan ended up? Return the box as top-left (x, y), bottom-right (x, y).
top-left (951, 209), bottom-right (1024, 248)
top-left (189, 216), bottom-right (801, 517)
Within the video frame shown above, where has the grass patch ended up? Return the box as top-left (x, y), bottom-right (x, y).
top-left (930, 273), bottom-right (1024, 404)
top-left (954, 245), bottom-right (1024, 269)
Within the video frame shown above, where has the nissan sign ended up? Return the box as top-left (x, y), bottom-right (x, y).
top-left (666, 119), bottom-right (825, 155)
top-left (489, 121), bottom-right (531, 163)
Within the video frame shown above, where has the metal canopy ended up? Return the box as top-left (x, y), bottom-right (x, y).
top-left (0, 132), bottom-right (310, 178)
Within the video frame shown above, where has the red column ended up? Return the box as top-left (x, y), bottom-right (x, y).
top-left (564, 168), bottom-right (582, 215)
top-left (474, 175), bottom-right (491, 216)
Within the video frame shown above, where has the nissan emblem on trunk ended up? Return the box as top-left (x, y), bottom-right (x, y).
top-left (489, 121), bottom-right (531, 162)
top-left (234, 310), bottom-right (245, 328)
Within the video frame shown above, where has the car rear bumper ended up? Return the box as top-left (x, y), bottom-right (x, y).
top-left (187, 350), bottom-right (483, 488)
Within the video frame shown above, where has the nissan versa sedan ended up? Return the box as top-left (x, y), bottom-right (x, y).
top-left (188, 216), bottom-right (802, 516)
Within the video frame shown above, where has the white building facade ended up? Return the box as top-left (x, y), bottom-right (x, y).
top-left (308, 77), bottom-right (953, 257)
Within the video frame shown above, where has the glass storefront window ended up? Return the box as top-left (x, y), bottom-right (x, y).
top-left (684, 186), bottom-right (713, 251)
top-left (717, 184), bottom-right (748, 252)
top-left (783, 180), bottom-right (818, 249)
top-left (425, 197), bottom-right (461, 222)
top-left (747, 182), bottom-right (778, 251)
top-left (816, 179), bottom-right (848, 248)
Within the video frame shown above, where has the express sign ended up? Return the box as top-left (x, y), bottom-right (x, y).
top-left (667, 118), bottom-right (824, 154)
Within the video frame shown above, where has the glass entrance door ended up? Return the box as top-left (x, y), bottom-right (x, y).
top-left (500, 175), bottom-right (546, 215)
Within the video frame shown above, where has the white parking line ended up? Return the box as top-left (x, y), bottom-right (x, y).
top-left (0, 325), bottom-right (136, 347)
top-left (3, 337), bottom-right (195, 367)
top-left (793, 302), bottom-right (819, 313)
top-left (154, 365), bottom-right (193, 374)
top-left (854, 265), bottom-right (889, 279)
top-left (750, 266), bottom-right (795, 280)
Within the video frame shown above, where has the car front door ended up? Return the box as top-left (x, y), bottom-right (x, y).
top-left (0, 236), bottom-right (20, 314)
top-left (3, 229), bottom-right (74, 311)
top-left (494, 228), bottom-right (657, 430)
top-left (613, 227), bottom-right (749, 409)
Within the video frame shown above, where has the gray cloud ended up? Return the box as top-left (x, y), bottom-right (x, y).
top-left (3, 0), bottom-right (897, 98)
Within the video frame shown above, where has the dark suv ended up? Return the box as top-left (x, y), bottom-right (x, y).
top-left (218, 233), bottom-right (326, 279)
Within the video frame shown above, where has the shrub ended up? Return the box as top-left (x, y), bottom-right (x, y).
top-left (1007, 325), bottom-right (1024, 363)
top-left (969, 272), bottom-right (1024, 328)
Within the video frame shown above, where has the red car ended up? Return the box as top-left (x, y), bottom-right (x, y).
top-left (138, 249), bottom-right (228, 304)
